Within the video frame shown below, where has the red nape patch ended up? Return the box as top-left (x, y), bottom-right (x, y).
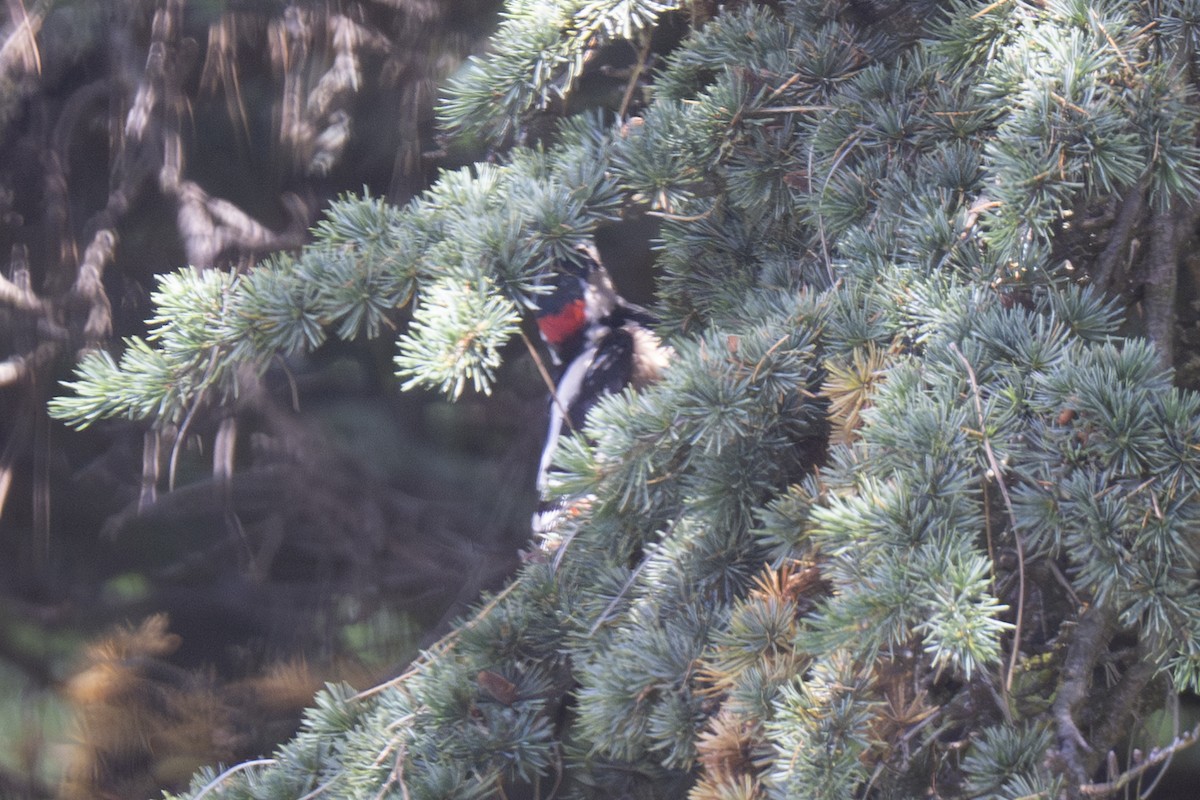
top-left (537, 298), bottom-right (586, 347)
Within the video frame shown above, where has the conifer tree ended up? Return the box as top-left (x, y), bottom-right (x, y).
top-left (48, 0), bottom-right (1200, 798)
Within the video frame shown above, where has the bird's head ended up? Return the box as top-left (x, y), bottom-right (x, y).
top-left (534, 246), bottom-right (615, 365)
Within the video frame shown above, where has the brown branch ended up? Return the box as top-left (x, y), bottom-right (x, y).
top-left (198, 14), bottom-right (251, 144)
top-left (519, 328), bottom-right (576, 437)
top-left (173, 179), bottom-right (309, 268)
top-left (742, 104), bottom-right (835, 117)
top-left (1141, 202), bottom-right (1193, 369)
top-left (0, 266), bottom-right (44, 314)
top-left (270, 10), bottom-right (314, 165)
top-left (71, 228), bottom-right (115, 343)
top-left (1078, 722), bottom-right (1200, 797)
top-left (139, 429), bottom-right (160, 511)
top-left (148, 2), bottom-right (308, 268)
top-left (1091, 175), bottom-right (1147, 292)
top-left (1088, 636), bottom-right (1162, 762)
top-left (971, 0), bottom-right (1014, 19)
top-left (1051, 603), bottom-right (1117, 790)
top-left (51, 22), bottom-right (167, 346)
top-left (0, 341), bottom-right (55, 386)
top-left (191, 759), bottom-right (277, 800)
top-left (617, 32), bottom-right (652, 120)
top-left (0, 393), bottom-right (35, 522)
top-left (2, 0), bottom-right (45, 76)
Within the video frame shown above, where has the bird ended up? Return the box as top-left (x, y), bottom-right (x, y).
top-left (531, 245), bottom-right (672, 541)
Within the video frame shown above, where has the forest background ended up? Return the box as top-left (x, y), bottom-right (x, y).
top-left (4, 1), bottom-right (1200, 799)
top-left (0, 1), bottom-right (530, 795)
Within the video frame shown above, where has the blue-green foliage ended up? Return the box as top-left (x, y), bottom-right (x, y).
top-left (66, 0), bottom-right (1200, 798)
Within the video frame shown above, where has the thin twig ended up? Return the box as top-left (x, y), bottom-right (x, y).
top-left (588, 549), bottom-right (652, 637)
top-left (296, 775), bottom-right (339, 800)
top-left (587, 516), bottom-right (681, 636)
top-left (191, 759), bottom-right (277, 800)
top-left (274, 352), bottom-right (301, 412)
top-left (0, 342), bottom-right (55, 387)
top-left (519, 328), bottom-right (576, 436)
top-left (0, 270), bottom-right (44, 311)
top-left (1047, 559), bottom-right (1081, 606)
top-left (1088, 8), bottom-right (1133, 76)
top-left (1, 0), bottom-right (47, 75)
top-left (1138, 690), bottom-right (1180, 800)
top-left (617, 33), bottom-right (652, 120)
top-left (948, 343), bottom-right (1025, 694)
top-left (742, 104), bottom-right (834, 117)
top-left (351, 579), bottom-right (523, 701)
top-left (1078, 722), bottom-right (1200, 797)
top-left (815, 129), bottom-right (864, 282)
top-left (763, 69), bottom-right (809, 105)
top-left (749, 333), bottom-right (792, 383)
top-left (644, 205), bottom-right (717, 222)
top-left (543, 747), bottom-right (565, 800)
top-left (372, 738), bottom-right (407, 800)
top-left (168, 347), bottom-right (221, 490)
top-left (971, 0), bottom-right (1013, 19)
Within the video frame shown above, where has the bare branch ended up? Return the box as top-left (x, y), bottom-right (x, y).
top-left (1078, 722), bottom-right (1200, 797)
top-left (1089, 636), bottom-right (1162, 764)
top-left (0, 341), bottom-right (54, 387)
top-left (173, 179), bottom-right (308, 268)
top-left (1, 0), bottom-right (45, 76)
top-left (72, 229), bottom-right (116, 343)
top-left (0, 251), bottom-right (43, 313)
top-left (1091, 175), bottom-right (1147, 292)
top-left (949, 342), bottom-right (1025, 703)
top-left (1141, 202), bottom-right (1197, 368)
top-left (1051, 604), bottom-right (1117, 788)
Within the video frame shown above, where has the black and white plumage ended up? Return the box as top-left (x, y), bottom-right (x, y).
top-left (532, 247), bottom-right (671, 537)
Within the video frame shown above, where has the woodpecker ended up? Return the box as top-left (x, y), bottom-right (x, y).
top-left (532, 246), bottom-right (671, 538)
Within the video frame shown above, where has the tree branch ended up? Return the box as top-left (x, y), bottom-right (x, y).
top-left (1141, 202), bottom-right (1189, 368)
top-left (1051, 603), bottom-right (1117, 790)
top-left (1088, 636), bottom-right (1161, 762)
top-left (1091, 175), bottom-right (1147, 293)
top-left (1078, 722), bottom-right (1200, 797)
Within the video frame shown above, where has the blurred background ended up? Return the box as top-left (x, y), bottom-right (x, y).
top-left (3, 2), bottom-right (1199, 798)
top-left (0, 1), bottom-right (552, 796)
